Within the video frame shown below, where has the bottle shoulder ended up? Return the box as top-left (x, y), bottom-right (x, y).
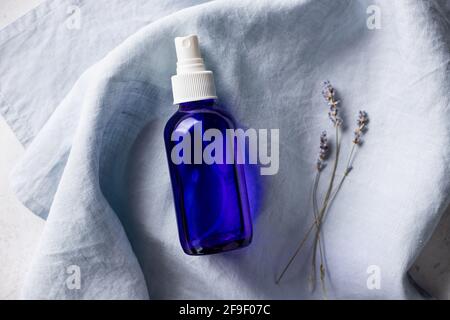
top-left (164, 106), bottom-right (236, 136)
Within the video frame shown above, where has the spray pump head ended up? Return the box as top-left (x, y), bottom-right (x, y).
top-left (171, 35), bottom-right (217, 104)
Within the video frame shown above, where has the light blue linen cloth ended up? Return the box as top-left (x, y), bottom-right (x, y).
top-left (0, 0), bottom-right (449, 299)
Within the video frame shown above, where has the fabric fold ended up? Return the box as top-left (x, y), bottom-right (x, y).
top-left (0, 0), bottom-right (449, 299)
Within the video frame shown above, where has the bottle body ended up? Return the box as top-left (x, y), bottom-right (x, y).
top-left (164, 99), bottom-right (252, 255)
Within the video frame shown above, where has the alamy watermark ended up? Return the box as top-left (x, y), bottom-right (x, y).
top-left (366, 265), bottom-right (381, 290)
top-left (366, 5), bottom-right (381, 30)
top-left (170, 121), bottom-right (279, 175)
top-left (66, 265), bottom-right (81, 290)
top-left (65, 5), bottom-right (82, 30)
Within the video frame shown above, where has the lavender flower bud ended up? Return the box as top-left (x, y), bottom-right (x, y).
top-left (317, 131), bottom-right (328, 171)
top-left (353, 110), bottom-right (369, 144)
top-left (319, 131), bottom-right (328, 160)
top-left (322, 81), bottom-right (342, 127)
top-left (321, 80), bottom-right (335, 102)
top-left (357, 110), bottom-right (369, 128)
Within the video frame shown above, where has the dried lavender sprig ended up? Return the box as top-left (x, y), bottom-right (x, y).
top-left (316, 131), bottom-right (328, 171)
top-left (311, 130), bottom-right (339, 297)
top-left (277, 82), bottom-right (345, 298)
top-left (321, 110), bottom-right (370, 221)
top-left (321, 80), bottom-right (335, 101)
top-left (313, 110), bottom-right (369, 227)
top-left (322, 80), bottom-right (342, 127)
top-left (317, 82), bottom-right (342, 220)
top-left (277, 81), bottom-right (341, 292)
top-left (276, 129), bottom-right (328, 285)
top-left (353, 110), bottom-right (369, 145)
top-left (311, 132), bottom-right (328, 294)
top-left (346, 110), bottom-right (369, 174)
top-left (310, 81), bottom-right (343, 297)
top-left (275, 222), bottom-right (316, 284)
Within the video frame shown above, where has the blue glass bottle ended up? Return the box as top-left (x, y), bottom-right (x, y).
top-left (164, 98), bottom-right (252, 255)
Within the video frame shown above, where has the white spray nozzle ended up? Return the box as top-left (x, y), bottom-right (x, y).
top-left (171, 34), bottom-right (217, 104)
top-left (174, 35), bottom-right (206, 74)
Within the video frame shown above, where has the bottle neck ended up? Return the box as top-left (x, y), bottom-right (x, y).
top-left (178, 98), bottom-right (215, 111)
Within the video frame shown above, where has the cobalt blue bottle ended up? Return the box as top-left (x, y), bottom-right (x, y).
top-left (164, 35), bottom-right (252, 255)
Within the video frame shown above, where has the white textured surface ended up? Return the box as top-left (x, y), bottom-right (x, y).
top-left (0, 117), bottom-right (44, 299)
top-left (410, 209), bottom-right (450, 299)
top-left (0, 0), bottom-right (44, 28)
